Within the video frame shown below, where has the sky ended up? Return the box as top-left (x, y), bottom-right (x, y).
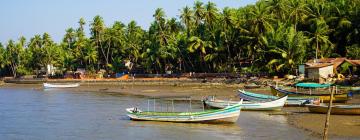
top-left (0, 0), bottom-right (257, 44)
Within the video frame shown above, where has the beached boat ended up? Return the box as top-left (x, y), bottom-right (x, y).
top-left (307, 104), bottom-right (360, 115)
top-left (126, 99), bottom-right (243, 123)
top-left (351, 86), bottom-right (360, 91)
top-left (237, 90), bottom-right (311, 106)
top-left (203, 95), bottom-right (287, 111)
top-left (43, 83), bottom-right (80, 88)
top-left (270, 86), bottom-right (349, 103)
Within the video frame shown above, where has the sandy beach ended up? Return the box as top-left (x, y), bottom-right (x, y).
top-left (1, 81), bottom-right (360, 138)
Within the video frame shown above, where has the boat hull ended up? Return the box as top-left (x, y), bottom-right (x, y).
top-left (126, 101), bottom-right (242, 123)
top-left (43, 83), bottom-right (80, 88)
top-left (270, 86), bottom-right (348, 103)
top-left (307, 104), bottom-right (360, 115)
top-left (204, 95), bottom-right (287, 111)
top-left (238, 90), bottom-right (310, 106)
top-left (127, 110), bottom-right (240, 123)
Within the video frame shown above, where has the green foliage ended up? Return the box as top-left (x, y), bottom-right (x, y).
top-left (346, 44), bottom-right (360, 59)
top-left (1, 0), bottom-right (360, 77)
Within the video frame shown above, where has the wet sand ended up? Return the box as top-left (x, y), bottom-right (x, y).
top-left (1, 82), bottom-right (360, 138)
top-left (284, 102), bottom-right (360, 138)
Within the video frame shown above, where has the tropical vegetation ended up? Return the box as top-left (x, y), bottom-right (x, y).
top-left (1, 0), bottom-right (360, 77)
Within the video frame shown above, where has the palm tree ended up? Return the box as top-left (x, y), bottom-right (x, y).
top-left (204, 2), bottom-right (218, 30)
top-left (307, 22), bottom-right (333, 60)
top-left (126, 21), bottom-right (144, 64)
top-left (90, 15), bottom-right (106, 70)
top-left (83, 45), bottom-right (98, 68)
top-left (288, 0), bottom-right (310, 31)
top-left (267, 24), bottom-right (308, 73)
top-left (78, 18), bottom-right (86, 32)
top-left (5, 39), bottom-right (23, 77)
top-left (180, 6), bottom-right (193, 37)
top-left (265, 0), bottom-right (287, 21)
top-left (64, 28), bottom-right (75, 49)
top-left (239, 3), bottom-right (273, 64)
top-left (110, 21), bottom-right (126, 57)
top-left (28, 35), bottom-right (43, 70)
top-left (40, 33), bottom-right (60, 70)
top-left (193, 1), bottom-right (205, 26)
top-left (0, 43), bottom-right (6, 71)
top-left (248, 3), bottom-right (274, 35)
top-left (188, 36), bottom-right (213, 71)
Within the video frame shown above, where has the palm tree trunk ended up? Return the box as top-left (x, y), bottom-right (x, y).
top-left (316, 38), bottom-right (319, 61)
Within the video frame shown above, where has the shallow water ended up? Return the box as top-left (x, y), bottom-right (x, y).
top-left (0, 88), bottom-right (317, 140)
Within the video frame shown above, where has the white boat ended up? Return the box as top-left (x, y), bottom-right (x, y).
top-left (203, 95), bottom-right (287, 111)
top-left (126, 99), bottom-right (243, 123)
top-left (238, 90), bottom-right (310, 106)
top-left (43, 83), bottom-right (80, 88)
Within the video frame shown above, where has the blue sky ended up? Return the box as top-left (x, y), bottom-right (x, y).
top-left (0, 0), bottom-right (257, 44)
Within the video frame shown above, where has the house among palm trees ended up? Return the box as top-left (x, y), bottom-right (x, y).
top-left (303, 58), bottom-right (360, 83)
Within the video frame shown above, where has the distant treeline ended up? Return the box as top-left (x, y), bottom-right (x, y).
top-left (0, 0), bottom-right (360, 77)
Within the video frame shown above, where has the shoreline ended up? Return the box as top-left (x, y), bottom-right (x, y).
top-left (1, 82), bottom-right (360, 138)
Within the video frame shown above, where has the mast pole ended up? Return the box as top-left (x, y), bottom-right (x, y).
top-left (323, 86), bottom-right (335, 140)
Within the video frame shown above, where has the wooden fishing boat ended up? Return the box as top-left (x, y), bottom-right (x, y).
top-left (237, 90), bottom-right (311, 106)
top-left (126, 99), bottom-right (243, 123)
top-left (270, 86), bottom-right (349, 103)
top-left (43, 83), bottom-right (80, 88)
top-left (203, 95), bottom-right (287, 111)
top-left (307, 104), bottom-right (360, 115)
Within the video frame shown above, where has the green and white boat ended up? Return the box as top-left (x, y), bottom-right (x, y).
top-left (203, 94), bottom-right (287, 111)
top-left (126, 99), bottom-right (243, 123)
top-left (238, 90), bottom-right (312, 106)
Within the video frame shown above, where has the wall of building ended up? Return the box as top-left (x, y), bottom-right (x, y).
top-left (307, 65), bottom-right (334, 80)
top-left (307, 68), bottom-right (319, 79)
top-left (319, 65), bottom-right (334, 78)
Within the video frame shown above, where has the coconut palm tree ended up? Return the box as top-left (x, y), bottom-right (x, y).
top-left (64, 28), bottom-right (75, 50)
top-left (90, 15), bottom-right (107, 70)
top-left (180, 6), bottom-right (193, 37)
top-left (267, 24), bottom-right (308, 73)
top-left (204, 2), bottom-right (218, 30)
top-left (307, 22), bottom-right (333, 59)
top-left (288, 0), bottom-right (310, 31)
top-left (193, 1), bottom-right (205, 26)
top-left (5, 39), bottom-right (23, 77)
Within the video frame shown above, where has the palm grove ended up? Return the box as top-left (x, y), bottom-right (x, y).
top-left (1, 0), bottom-right (360, 78)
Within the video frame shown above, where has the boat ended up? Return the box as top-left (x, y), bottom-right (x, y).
top-left (351, 86), bottom-right (360, 91)
top-left (307, 104), bottom-right (360, 115)
top-left (43, 83), bottom-right (80, 88)
top-left (244, 83), bottom-right (261, 89)
top-left (126, 99), bottom-right (243, 123)
top-left (270, 86), bottom-right (349, 103)
top-left (237, 90), bottom-right (311, 106)
top-left (339, 86), bottom-right (360, 92)
top-left (203, 95), bottom-right (287, 111)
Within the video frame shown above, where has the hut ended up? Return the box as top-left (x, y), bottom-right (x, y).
top-left (306, 63), bottom-right (334, 83)
top-left (306, 58), bottom-right (360, 75)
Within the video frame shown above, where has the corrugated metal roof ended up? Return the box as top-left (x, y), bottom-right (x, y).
top-left (306, 63), bottom-right (333, 68)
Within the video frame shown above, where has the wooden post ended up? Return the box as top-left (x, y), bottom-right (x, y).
top-left (323, 86), bottom-right (335, 140)
top-left (172, 99), bottom-right (174, 112)
top-left (154, 99), bottom-right (156, 112)
top-left (189, 97), bottom-right (192, 112)
top-left (147, 99), bottom-right (150, 111)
